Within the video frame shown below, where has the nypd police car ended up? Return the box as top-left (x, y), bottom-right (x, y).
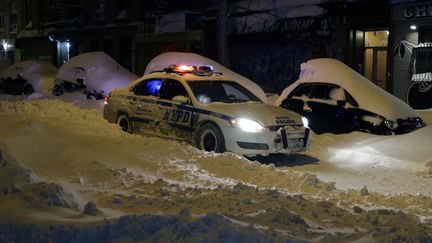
top-left (103, 65), bottom-right (310, 156)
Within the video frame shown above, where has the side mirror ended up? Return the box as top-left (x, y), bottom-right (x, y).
top-left (337, 100), bottom-right (346, 107)
top-left (172, 95), bottom-right (190, 104)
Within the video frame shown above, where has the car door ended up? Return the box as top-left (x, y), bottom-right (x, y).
top-left (281, 84), bottom-right (313, 116)
top-left (156, 78), bottom-right (194, 140)
top-left (128, 78), bottom-right (163, 134)
top-left (306, 84), bottom-right (352, 134)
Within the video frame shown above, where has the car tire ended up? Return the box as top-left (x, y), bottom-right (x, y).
top-left (52, 84), bottom-right (64, 96)
top-left (87, 93), bottom-right (96, 100)
top-left (23, 84), bottom-right (34, 95)
top-left (117, 113), bottom-right (133, 133)
top-left (195, 123), bottom-right (225, 153)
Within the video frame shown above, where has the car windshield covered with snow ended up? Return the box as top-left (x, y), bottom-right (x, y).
top-left (188, 80), bottom-right (261, 104)
top-left (104, 64), bottom-right (310, 157)
top-left (276, 58), bottom-right (425, 135)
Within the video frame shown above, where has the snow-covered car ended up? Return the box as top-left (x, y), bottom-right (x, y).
top-left (0, 60), bottom-right (57, 95)
top-left (275, 58), bottom-right (425, 135)
top-left (104, 64), bottom-right (310, 156)
top-left (53, 52), bottom-right (138, 99)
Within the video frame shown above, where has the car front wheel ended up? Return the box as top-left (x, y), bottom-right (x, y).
top-left (195, 123), bottom-right (225, 153)
top-left (52, 84), bottom-right (63, 96)
top-left (117, 114), bottom-right (133, 133)
top-left (23, 84), bottom-right (34, 95)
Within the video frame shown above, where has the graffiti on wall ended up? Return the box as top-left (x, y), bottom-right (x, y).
top-left (229, 38), bottom-right (330, 93)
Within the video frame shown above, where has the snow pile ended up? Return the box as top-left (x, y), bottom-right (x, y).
top-left (0, 151), bottom-right (78, 210)
top-left (308, 128), bottom-right (432, 170)
top-left (0, 210), bottom-right (296, 242)
top-left (2, 99), bottom-right (432, 241)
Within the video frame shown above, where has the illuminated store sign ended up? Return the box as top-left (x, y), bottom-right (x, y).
top-left (403, 3), bottom-right (432, 19)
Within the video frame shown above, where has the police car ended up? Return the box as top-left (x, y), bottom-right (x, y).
top-left (103, 65), bottom-right (310, 156)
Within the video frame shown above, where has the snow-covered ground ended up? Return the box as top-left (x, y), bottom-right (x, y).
top-left (1, 92), bottom-right (432, 241)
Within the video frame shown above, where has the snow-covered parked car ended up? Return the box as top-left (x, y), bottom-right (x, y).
top-left (104, 64), bottom-right (310, 156)
top-left (275, 58), bottom-right (425, 135)
top-left (0, 60), bottom-right (57, 95)
top-left (53, 52), bottom-right (138, 99)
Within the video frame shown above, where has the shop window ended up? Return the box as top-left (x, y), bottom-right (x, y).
top-left (364, 30), bottom-right (388, 89)
top-left (409, 43), bottom-right (432, 82)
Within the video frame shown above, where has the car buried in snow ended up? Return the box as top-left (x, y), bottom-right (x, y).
top-left (275, 58), bottom-right (425, 135)
top-left (104, 64), bottom-right (310, 156)
top-left (53, 52), bottom-right (137, 99)
top-left (0, 60), bottom-right (57, 95)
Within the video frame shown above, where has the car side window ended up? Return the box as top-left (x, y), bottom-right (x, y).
top-left (290, 84), bottom-right (312, 98)
top-left (132, 79), bottom-right (163, 96)
top-left (309, 84), bottom-right (339, 100)
top-left (344, 90), bottom-right (359, 107)
top-left (159, 79), bottom-right (188, 100)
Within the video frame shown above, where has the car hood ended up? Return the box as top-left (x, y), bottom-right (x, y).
top-left (200, 102), bottom-right (303, 126)
top-left (276, 58), bottom-right (419, 121)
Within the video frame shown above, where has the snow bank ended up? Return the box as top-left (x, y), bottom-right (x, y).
top-left (308, 126), bottom-right (432, 170)
top-left (0, 211), bottom-right (293, 242)
top-left (2, 99), bottom-right (432, 241)
top-left (144, 52), bottom-right (267, 102)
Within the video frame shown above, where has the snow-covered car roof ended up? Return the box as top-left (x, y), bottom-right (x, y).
top-left (144, 52), bottom-right (267, 103)
top-left (276, 58), bottom-right (418, 120)
top-left (1, 60), bottom-right (57, 79)
top-left (57, 52), bottom-right (138, 95)
top-left (126, 71), bottom-right (232, 91)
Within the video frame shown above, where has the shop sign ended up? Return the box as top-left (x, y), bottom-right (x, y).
top-left (403, 3), bottom-right (432, 19)
top-left (232, 17), bottom-right (318, 35)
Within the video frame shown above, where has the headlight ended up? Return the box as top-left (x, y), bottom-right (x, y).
top-left (230, 118), bottom-right (264, 133)
top-left (384, 119), bottom-right (398, 130)
top-left (301, 116), bottom-right (309, 128)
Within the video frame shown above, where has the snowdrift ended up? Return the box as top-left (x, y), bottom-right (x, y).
top-left (1, 99), bottom-right (432, 241)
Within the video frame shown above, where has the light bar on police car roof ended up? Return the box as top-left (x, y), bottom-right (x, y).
top-left (177, 65), bottom-right (194, 72)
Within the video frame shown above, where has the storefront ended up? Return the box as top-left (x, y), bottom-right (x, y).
top-left (391, 1), bottom-right (432, 109)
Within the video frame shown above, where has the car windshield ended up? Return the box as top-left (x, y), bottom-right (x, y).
top-left (187, 80), bottom-right (262, 104)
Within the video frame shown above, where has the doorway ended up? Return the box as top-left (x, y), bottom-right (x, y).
top-left (364, 30), bottom-right (388, 90)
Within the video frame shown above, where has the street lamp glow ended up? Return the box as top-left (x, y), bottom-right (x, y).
top-left (2, 40), bottom-right (8, 57)
top-left (2, 41), bottom-right (8, 51)
top-left (410, 25), bottom-right (417, 30)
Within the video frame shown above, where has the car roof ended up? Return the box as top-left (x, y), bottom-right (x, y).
top-left (1, 61), bottom-right (57, 78)
top-left (126, 71), bottom-right (233, 89)
top-left (276, 58), bottom-right (418, 120)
